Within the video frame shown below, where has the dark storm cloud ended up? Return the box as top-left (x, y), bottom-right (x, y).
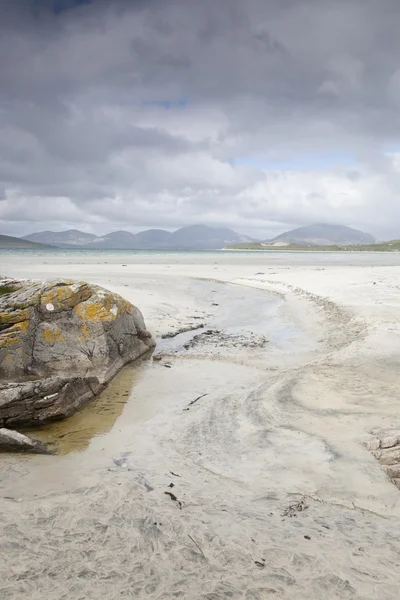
top-left (1, 0), bottom-right (400, 238)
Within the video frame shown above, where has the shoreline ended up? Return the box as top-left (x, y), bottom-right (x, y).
top-left (2, 245), bottom-right (400, 254)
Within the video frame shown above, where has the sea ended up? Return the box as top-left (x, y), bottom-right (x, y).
top-left (3, 246), bottom-right (400, 268)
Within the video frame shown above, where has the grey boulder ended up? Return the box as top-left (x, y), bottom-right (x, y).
top-left (0, 278), bottom-right (155, 427)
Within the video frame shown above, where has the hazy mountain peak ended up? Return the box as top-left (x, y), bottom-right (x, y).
top-left (270, 223), bottom-right (375, 246)
top-left (24, 229), bottom-right (97, 246)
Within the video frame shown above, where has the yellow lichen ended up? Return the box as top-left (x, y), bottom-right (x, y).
top-left (0, 309), bottom-right (30, 325)
top-left (79, 321), bottom-right (90, 341)
top-left (40, 282), bottom-right (92, 311)
top-left (75, 302), bottom-right (105, 321)
top-left (42, 327), bottom-right (63, 344)
top-left (0, 333), bottom-right (20, 348)
top-left (0, 320), bottom-right (29, 349)
top-left (74, 292), bottom-right (131, 323)
top-left (17, 320), bottom-right (29, 334)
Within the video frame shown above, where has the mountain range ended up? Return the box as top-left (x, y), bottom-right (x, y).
top-left (0, 223), bottom-right (377, 250)
top-left (23, 225), bottom-right (254, 250)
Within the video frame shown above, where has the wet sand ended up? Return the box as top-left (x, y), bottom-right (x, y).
top-left (1, 251), bottom-right (400, 599)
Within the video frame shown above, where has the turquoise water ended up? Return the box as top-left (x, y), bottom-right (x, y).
top-left (2, 246), bottom-right (400, 258)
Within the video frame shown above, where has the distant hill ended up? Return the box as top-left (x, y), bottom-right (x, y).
top-left (167, 225), bottom-right (253, 249)
top-left (134, 229), bottom-right (173, 249)
top-left (0, 234), bottom-right (50, 249)
top-left (24, 229), bottom-right (97, 247)
top-left (23, 225), bottom-right (252, 250)
top-left (269, 224), bottom-right (375, 246)
top-left (89, 230), bottom-right (139, 249)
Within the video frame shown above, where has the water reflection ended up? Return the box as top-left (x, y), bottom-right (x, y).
top-left (25, 354), bottom-right (153, 455)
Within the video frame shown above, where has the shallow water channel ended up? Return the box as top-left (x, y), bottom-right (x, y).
top-left (20, 279), bottom-right (312, 458)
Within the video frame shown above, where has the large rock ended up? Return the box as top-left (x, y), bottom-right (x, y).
top-left (0, 278), bottom-right (155, 426)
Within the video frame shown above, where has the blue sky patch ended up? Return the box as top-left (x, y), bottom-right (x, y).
top-left (31, 0), bottom-right (92, 16)
top-left (234, 152), bottom-right (356, 171)
top-left (52, 0), bottom-right (92, 14)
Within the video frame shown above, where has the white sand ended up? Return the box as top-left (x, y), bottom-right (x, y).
top-left (1, 251), bottom-right (400, 599)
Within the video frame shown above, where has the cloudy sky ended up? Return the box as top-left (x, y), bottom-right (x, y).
top-left (1, 0), bottom-right (400, 239)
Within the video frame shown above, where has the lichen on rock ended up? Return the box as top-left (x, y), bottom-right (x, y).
top-left (0, 278), bottom-right (155, 428)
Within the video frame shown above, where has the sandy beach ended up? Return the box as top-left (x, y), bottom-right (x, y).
top-left (1, 250), bottom-right (400, 599)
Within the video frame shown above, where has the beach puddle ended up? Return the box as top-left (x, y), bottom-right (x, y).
top-left (24, 355), bottom-right (154, 455)
top-left (158, 278), bottom-right (313, 359)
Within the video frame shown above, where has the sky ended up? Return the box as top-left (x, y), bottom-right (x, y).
top-left (1, 0), bottom-right (400, 240)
